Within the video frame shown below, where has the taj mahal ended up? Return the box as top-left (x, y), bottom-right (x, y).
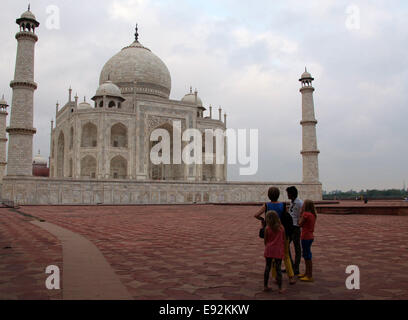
top-left (0, 8), bottom-right (322, 205)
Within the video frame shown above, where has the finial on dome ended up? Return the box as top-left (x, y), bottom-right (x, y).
top-left (38, 149), bottom-right (40, 155)
top-left (190, 86), bottom-right (192, 94)
top-left (28, 4), bottom-right (31, 11)
top-left (135, 24), bottom-right (139, 42)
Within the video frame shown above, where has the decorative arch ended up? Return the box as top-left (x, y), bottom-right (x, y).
top-left (110, 155), bottom-right (127, 179)
top-left (69, 158), bottom-right (73, 178)
top-left (111, 123), bottom-right (128, 148)
top-left (202, 131), bottom-right (215, 181)
top-left (81, 122), bottom-right (97, 147)
top-left (80, 155), bottom-right (97, 178)
top-left (69, 126), bottom-right (74, 150)
top-left (108, 101), bottom-right (116, 108)
top-left (149, 122), bottom-right (184, 181)
top-left (57, 132), bottom-right (65, 177)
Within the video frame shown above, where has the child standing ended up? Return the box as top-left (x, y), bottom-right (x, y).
top-left (263, 210), bottom-right (285, 293)
top-left (298, 200), bottom-right (317, 282)
top-left (254, 187), bottom-right (296, 285)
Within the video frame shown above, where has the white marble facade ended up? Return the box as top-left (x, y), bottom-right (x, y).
top-left (1, 177), bottom-right (323, 205)
top-left (49, 33), bottom-right (227, 183)
top-left (1, 9), bottom-right (322, 205)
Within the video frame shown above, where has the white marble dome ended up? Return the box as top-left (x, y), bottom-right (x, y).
top-left (78, 99), bottom-right (92, 110)
top-left (182, 89), bottom-right (203, 107)
top-left (33, 151), bottom-right (47, 166)
top-left (21, 10), bottom-right (36, 20)
top-left (93, 81), bottom-right (123, 99)
top-left (301, 69), bottom-right (313, 79)
top-left (99, 40), bottom-right (171, 99)
top-left (0, 95), bottom-right (7, 106)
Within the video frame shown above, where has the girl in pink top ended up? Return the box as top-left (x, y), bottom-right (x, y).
top-left (263, 210), bottom-right (285, 293)
top-left (298, 199), bottom-right (317, 282)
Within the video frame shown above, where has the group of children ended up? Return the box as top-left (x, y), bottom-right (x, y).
top-left (254, 186), bottom-right (317, 293)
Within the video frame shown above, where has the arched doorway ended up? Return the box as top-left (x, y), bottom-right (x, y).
top-left (149, 123), bottom-right (184, 180)
top-left (110, 156), bottom-right (127, 179)
top-left (111, 123), bottom-right (128, 148)
top-left (57, 132), bottom-right (65, 177)
top-left (80, 155), bottom-right (97, 178)
top-left (81, 123), bottom-right (97, 147)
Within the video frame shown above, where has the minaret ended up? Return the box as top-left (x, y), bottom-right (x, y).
top-left (299, 68), bottom-right (320, 183)
top-left (0, 95), bottom-right (9, 181)
top-left (6, 7), bottom-right (40, 176)
top-left (49, 119), bottom-right (54, 176)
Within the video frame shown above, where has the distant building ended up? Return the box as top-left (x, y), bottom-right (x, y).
top-left (32, 150), bottom-right (49, 177)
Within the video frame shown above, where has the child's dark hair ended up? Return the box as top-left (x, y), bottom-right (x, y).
top-left (268, 187), bottom-right (280, 202)
top-left (286, 186), bottom-right (298, 199)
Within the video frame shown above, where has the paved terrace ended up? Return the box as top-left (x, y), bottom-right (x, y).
top-left (1, 204), bottom-right (408, 300)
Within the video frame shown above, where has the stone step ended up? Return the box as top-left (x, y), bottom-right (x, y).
top-left (317, 207), bottom-right (354, 215)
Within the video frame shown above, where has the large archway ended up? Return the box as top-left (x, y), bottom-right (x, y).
top-left (81, 123), bottom-right (97, 147)
top-left (57, 132), bottom-right (65, 177)
top-left (149, 123), bottom-right (184, 181)
top-left (69, 158), bottom-right (73, 178)
top-left (69, 127), bottom-right (74, 150)
top-left (80, 155), bottom-right (97, 178)
top-left (111, 123), bottom-right (128, 148)
top-left (202, 132), bottom-right (216, 181)
top-left (110, 156), bottom-right (127, 179)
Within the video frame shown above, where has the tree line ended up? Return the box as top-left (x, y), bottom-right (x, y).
top-left (323, 189), bottom-right (408, 200)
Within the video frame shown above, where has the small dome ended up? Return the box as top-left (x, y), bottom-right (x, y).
top-left (33, 151), bottom-right (47, 166)
top-left (21, 10), bottom-right (36, 20)
top-left (300, 68), bottom-right (313, 80)
top-left (78, 100), bottom-right (92, 110)
top-left (92, 81), bottom-right (124, 101)
top-left (182, 88), bottom-right (203, 107)
top-left (0, 95), bottom-right (7, 106)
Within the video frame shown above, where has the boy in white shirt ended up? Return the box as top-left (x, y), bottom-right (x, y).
top-left (286, 186), bottom-right (303, 276)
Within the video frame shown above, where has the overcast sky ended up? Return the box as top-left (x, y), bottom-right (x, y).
top-left (0, 0), bottom-right (407, 191)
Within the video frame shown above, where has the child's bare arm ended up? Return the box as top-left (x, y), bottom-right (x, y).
top-left (254, 204), bottom-right (266, 221)
top-left (299, 214), bottom-right (305, 227)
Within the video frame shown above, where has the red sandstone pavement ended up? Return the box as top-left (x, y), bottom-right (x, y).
top-left (0, 209), bottom-right (62, 300)
top-left (1, 205), bottom-right (408, 300)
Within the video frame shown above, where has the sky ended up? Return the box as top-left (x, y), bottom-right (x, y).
top-left (0, 0), bottom-right (407, 191)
